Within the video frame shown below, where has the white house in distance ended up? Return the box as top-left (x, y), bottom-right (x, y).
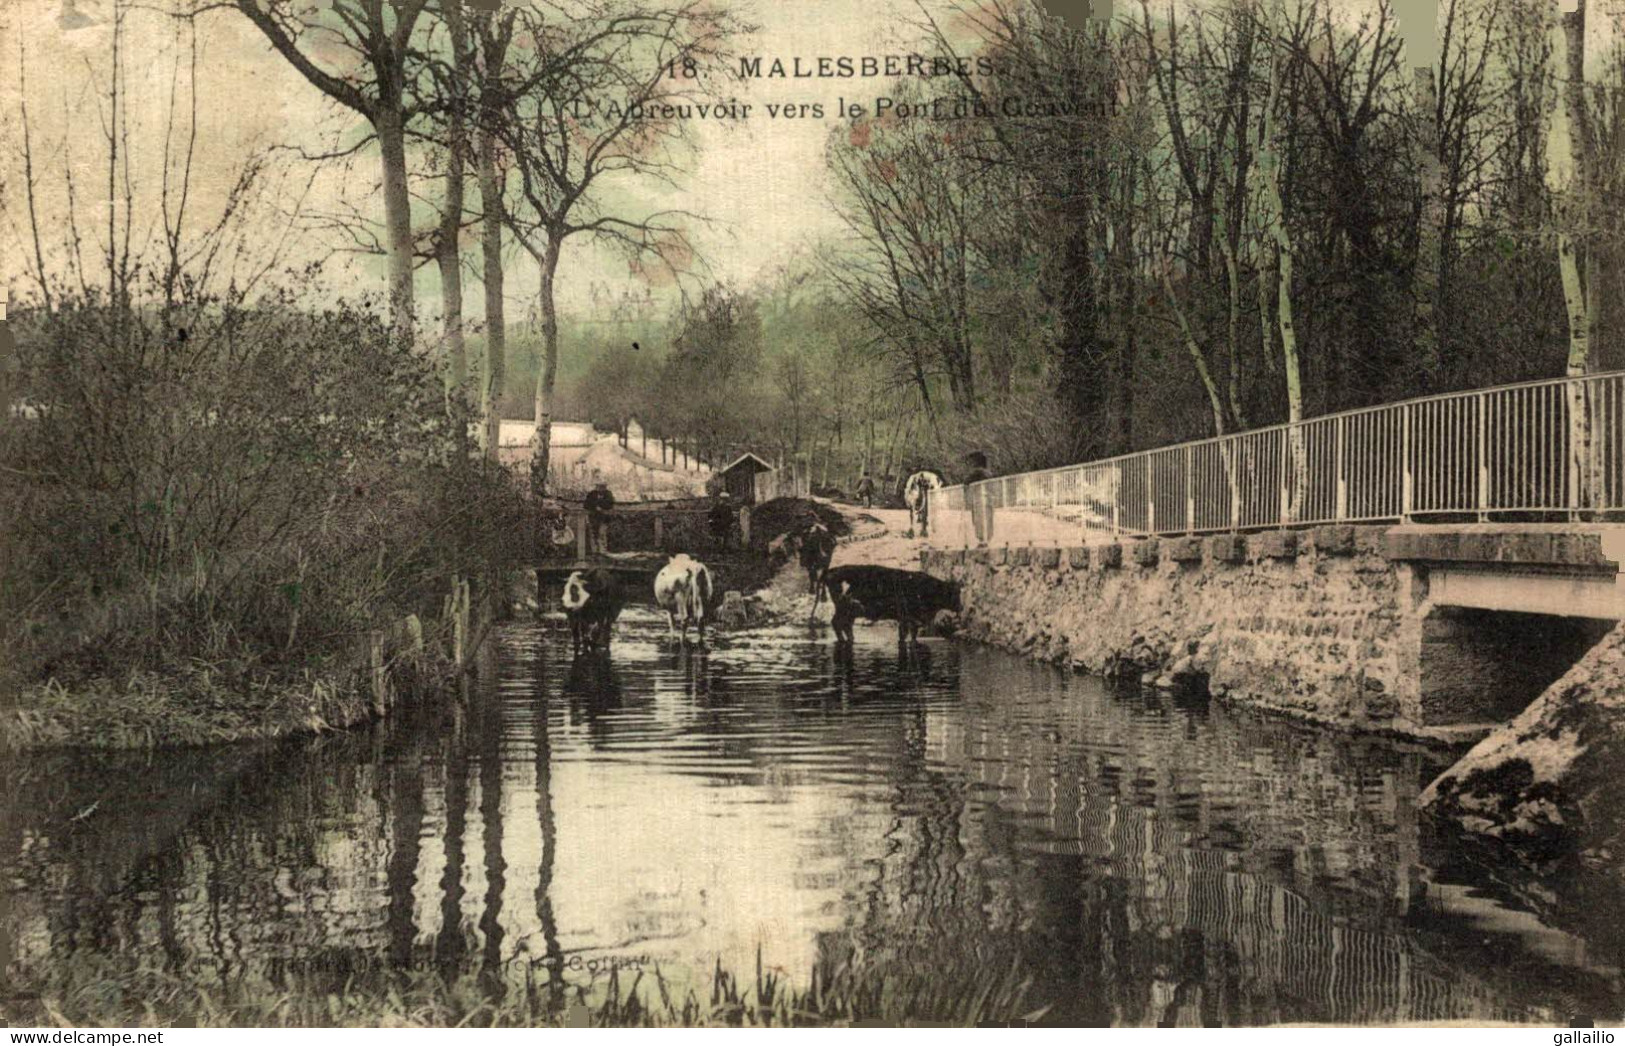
top-left (492, 420), bottom-right (712, 500)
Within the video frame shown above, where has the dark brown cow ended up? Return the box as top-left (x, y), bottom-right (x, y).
top-left (818, 564), bottom-right (959, 645)
top-left (798, 522), bottom-right (838, 595)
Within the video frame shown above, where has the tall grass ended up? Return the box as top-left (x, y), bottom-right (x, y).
top-left (2, 947), bottom-right (1042, 1028)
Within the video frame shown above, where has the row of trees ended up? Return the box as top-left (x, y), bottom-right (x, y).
top-left (9, 0), bottom-right (747, 492)
top-left (567, 263), bottom-right (948, 491)
top-left (809, 0), bottom-right (1625, 481)
top-left (12, 0), bottom-right (1625, 501)
top-left (556, 0), bottom-right (1625, 496)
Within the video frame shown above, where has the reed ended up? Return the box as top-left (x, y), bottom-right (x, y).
top-left (2, 948), bottom-right (1040, 1028)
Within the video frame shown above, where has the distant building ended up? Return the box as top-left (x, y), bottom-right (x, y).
top-left (493, 420), bottom-right (597, 471)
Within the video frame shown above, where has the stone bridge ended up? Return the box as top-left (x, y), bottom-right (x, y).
top-left (920, 522), bottom-right (1625, 743)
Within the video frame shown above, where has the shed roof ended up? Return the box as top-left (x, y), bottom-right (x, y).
top-left (718, 452), bottom-right (775, 475)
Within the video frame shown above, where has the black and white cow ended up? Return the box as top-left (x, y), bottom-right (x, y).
top-left (798, 522), bottom-right (839, 595)
top-left (561, 567), bottom-right (626, 656)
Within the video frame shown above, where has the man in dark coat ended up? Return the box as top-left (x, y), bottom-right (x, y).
top-left (708, 491), bottom-right (736, 549)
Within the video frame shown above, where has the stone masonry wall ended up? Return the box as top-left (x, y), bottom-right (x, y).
top-left (921, 525), bottom-right (1426, 736)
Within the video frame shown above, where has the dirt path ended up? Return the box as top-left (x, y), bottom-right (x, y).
top-left (749, 499), bottom-right (928, 621)
top-left (822, 501), bottom-right (929, 570)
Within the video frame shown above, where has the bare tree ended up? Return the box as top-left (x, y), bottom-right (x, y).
top-left (492, 0), bottom-right (743, 493)
top-left (213, 0), bottom-right (437, 343)
top-left (474, 8), bottom-right (515, 461)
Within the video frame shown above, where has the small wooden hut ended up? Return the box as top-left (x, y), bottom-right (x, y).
top-left (717, 452), bottom-right (775, 504)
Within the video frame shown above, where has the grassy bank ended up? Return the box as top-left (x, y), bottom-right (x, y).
top-left (0, 610), bottom-right (484, 749)
top-left (1, 290), bottom-right (529, 750)
top-left (1, 949), bottom-right (1041, 1028)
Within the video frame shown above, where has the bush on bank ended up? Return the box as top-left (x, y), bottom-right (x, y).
top-left (0, 280), bottom-right (530, 747)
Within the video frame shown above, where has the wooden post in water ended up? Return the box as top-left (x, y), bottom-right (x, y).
top-left (452, 576), bottom-right (470, 670)
top-left (370, 629), bottom-right (388, 717)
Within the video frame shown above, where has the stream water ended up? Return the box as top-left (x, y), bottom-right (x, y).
top-left (3, 608), bottom-right (1621, 1025)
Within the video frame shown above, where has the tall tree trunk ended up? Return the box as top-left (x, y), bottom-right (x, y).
top-left (477, 122), bottom-right (505, 460)
top-left (1259, 0), bottom-right (1304, 517)
top-left (438, 0), bottom-right (470, 395)
top-left (1163, 269), bottom-right (1228, 440)
top-left (438, 222), bottom-right (467, 388)
top-left (378, 106), bottom-right (416, 346)
top-left (1218, 228), bottom-right (1247, 429)
top-left (1560, 0), bottom-right (1597, 506)
top-left (1413, 66), bottom-right (1443, 382)
top-left (530, 233), bottom-right (562, 495)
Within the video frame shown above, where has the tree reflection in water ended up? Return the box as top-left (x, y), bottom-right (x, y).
top-left (2, 608), bottom-right (1621, 1025)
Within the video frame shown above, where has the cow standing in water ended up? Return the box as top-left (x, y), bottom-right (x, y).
top-left (653, 553), bottom-right (714, 646)
top-left (903, 469), bottom-right (944, 538)
top-left (818, 564), bottom-right (960, 646)
top-left (561, 568), bottom-right (626, 656)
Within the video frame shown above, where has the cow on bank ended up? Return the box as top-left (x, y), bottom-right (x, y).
top-left (654, 553), bottom-right (715, 645)
top-left (903, 469), bottom-right (945, 538)
top-left (798, 522), bottom-right (838, 595)
top-left (818, 564), bottom-right (960, 646)
top-left (561, 568), bottom-right (626, 656)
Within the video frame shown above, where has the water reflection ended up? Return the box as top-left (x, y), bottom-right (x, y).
top-left (3, 609), bottom-right (1620, 1025)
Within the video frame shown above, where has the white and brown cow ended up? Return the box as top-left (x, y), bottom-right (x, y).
top-left (653, 553), bottom-right (715, 646)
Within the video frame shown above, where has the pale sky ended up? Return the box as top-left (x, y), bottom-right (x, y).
top-left (1, 0), bottom-right (1613, 324)
top-left (0, 0), bottom-right (948, 322)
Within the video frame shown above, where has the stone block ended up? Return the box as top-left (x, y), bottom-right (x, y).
top-left (1253, 530), bottom-right (1298, 559)
top-left (1094, 543), bottom-right (1123, 570)
top-left (1010, 547), bottom-right (1032, 567)
top-left (1457, 531), bottom-right (1497, 562)
top-left (1165, 537), bottom-right (1203, 563)
top-left (1553, 532), bottom-right (1610, 567)
top-left (1067, 546), bottom-right (1092, 570)
top-left (1207, 534), bottom-right (1245, 563)
top-left (1311, 525), bottom-right (1355, 556)
top-left (1383, 530), bottom-right (1419, 561)
top-left (1035, 547), bottom-right (1061, 569)
top-left (1132, 538), bottom-right (1161, 567)
top-left (1497, 532), bottom-right (1553, 564)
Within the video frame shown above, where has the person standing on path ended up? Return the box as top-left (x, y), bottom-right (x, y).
top-left (855, 472), bottom-right (875, 508)
top-left (584, 479), bottom-right (616, 555)
top-left (708, 490), bottom-right (737, 549)
top-left (963, 451), bottom-right (992, 547)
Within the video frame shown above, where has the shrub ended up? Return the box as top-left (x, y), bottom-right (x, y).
top-left (0, 278), bottom-right (528, 709)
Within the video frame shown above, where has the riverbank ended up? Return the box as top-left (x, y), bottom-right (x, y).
top-left (745, 497), bottom-right (910, 622)
top-left (922, 529), bottom-right (1494, 744)
top-left (1, 947), bottom-right (1036, 1028)
top-left (1, 583), bottom-right (497, 750)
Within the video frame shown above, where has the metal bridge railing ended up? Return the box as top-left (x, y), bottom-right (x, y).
top-left (927, 370), bottom-right (1625, 549)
